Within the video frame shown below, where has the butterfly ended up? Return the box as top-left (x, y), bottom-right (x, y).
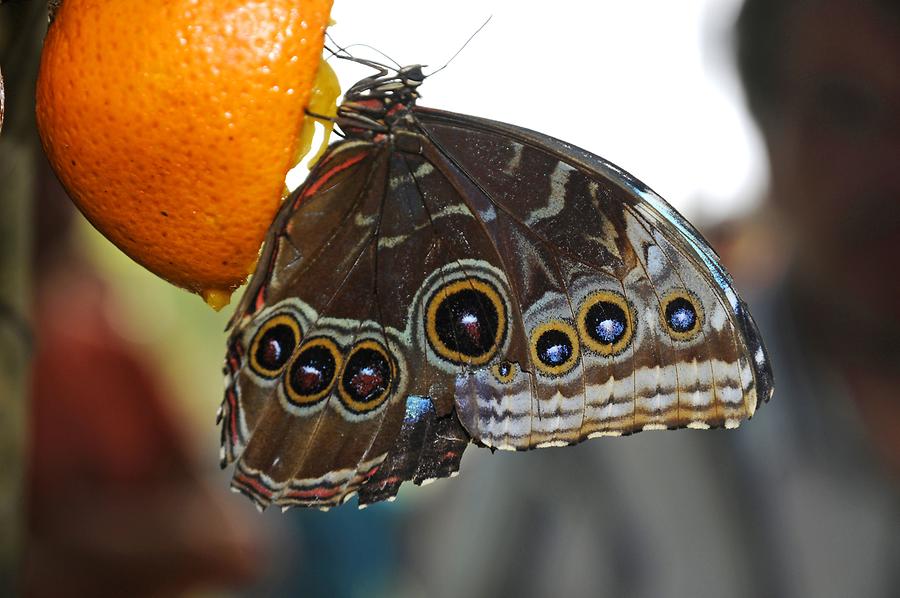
top-left (219, 60), bottom-right (773, 511)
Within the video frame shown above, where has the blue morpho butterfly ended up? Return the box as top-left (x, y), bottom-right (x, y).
top-left (219, 52), bottom-right (773, 511)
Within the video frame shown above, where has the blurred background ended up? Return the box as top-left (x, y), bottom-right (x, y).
top-left (1, 0), bottom-right (897, 596)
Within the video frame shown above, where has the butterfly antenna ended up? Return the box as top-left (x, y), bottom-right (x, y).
top-left (325, 33), bottom-right (399, 73)
top-left (325, 32), bottom-right (354, 60)
top-left (339, 43), bottom-right (403, 70)
top-left (428, 16), bottom-right (492, 77)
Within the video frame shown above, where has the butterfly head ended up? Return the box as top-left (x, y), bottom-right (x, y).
top-left (336, 63), bottom-right (427, 138)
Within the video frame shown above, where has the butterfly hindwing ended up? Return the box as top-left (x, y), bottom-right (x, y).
top-left (416, 106), bottom-right (771, 439)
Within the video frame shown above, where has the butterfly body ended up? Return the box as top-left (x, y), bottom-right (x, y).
top-left (220, 63), bottom-right (773, 510)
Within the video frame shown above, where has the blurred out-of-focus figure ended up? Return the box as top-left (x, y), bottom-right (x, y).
top-left (25, 161), bottom-right (263, 597)
top-left (396, 1), bottom-right (900, 597)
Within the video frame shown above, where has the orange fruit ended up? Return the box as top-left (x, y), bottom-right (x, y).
top-left (36, 0), bottom-right (335, 308)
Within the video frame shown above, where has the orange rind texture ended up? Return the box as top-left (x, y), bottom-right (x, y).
top-left (36, 0), bottom-right (335, 307)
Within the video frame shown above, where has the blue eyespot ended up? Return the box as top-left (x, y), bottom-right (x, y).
top-left (669, 307), bottom-right (695, 331)
top-left (664, 297), bottom-right (698, 334)
top-left (578, 292), bottom-right (633, 356)
top-left (535, 328), bottom-right (575, 368)
top-left (543, 342), bottom-right (571, 365)
top-left (594, 317), bottom-right (626, 343)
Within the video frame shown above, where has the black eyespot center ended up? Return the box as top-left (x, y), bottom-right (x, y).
top-left (577, 291), bottom-right (634, 356)
top-left (665, 297), bottom-right (697, 333)
top-left (285, 339), bottom-right (339, 404)
top-left (436, 288), bottom-right (498, 356)
top-left (256, 323), bottom-right (296, 370)
top-left (536, 329), bottom-right (575, 367)
top-left (660, 290), bottom-right (704, 341)
top-left (341, 345), bottom-right (393, 409)
top-left (530, 321), bottom-right (580, 376)
top-left (585, 301), bottom-right (628, 345)
top-left (249, 314), bottom-right (301, 378)
top-left (426, 278), bottom-right (507, 366)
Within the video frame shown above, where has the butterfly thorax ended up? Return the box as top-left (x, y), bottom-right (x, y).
top-left (336, 64), bottom-right (425, 139)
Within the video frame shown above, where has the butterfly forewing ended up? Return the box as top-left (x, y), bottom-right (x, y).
top-left (221, 142), bottom-right (378, 467)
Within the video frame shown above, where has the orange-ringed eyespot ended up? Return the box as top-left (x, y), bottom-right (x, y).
top-left (660, 290), bottom-right (704, 341)
top-left (284, 337), bottom-right (341, 406)
top-left (578, 291), bottom-right (633, 356)
top-left (249, 314), bottom-right (301, 378)
top-left (530, 321), bottom-right (580, 376)
top-left (339, 340), bottom-right (395, 414)
top-left (426, 278), bottom-right (507, 366)
top-left (490, 360), bottom-right (517, 384)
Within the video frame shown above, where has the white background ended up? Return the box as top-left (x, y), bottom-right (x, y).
top-left (305, 0), bottom-right (768, 224)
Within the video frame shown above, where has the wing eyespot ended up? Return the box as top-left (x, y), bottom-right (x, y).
top-left (249, 313), bottom-right (302, 378)
top-left (530, 321), bottom-right (580, 376)
top-left (425, 277), bottom-right (507, 366)
top-left (338, 339), bottom-right (396, 414)
top-left (284, 336), bottom-right (342, 406)
top-left (660, 289), bottom-right (704, 341)
top-left (490, 360), bottom-right (518, 384)
top-left (577, 290), bottom-right (634, 356)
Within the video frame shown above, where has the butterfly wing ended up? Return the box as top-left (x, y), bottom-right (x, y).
top-left (222, 140), bottom-right (401, 509)
top-left (221, 102), bottom-right (773, 510)
top-left (223, 140), bottom-right (487, 509)
top-left (412, 106), bottom-right (773, 447)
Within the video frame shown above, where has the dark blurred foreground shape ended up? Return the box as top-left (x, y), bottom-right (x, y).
top-left (26, 183), bottom-right (263, 596)
top-left (396, 1), bottom-right (900, 597)
top-left (0, 1), bottom-right (45, 592)
top-left (0, 3), bottom-right (265, 596)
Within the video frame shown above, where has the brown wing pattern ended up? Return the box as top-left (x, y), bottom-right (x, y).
top-left (224, 141), bottom-right (403, 509)
top-left (220, 102), bottom-right (773, 510)
top-left (416, 106), bottom-right (772, 446)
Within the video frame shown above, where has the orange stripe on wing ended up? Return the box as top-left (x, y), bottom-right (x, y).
top-left (295, 152), bottom-right (367, 206)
